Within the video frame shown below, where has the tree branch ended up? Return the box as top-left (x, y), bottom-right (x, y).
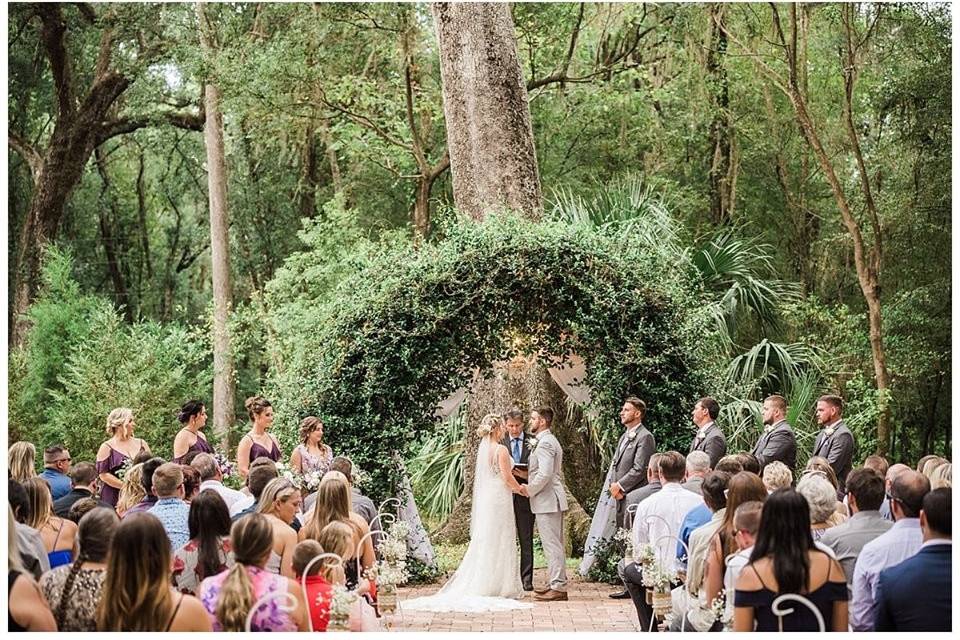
top-left (36, 3), bottom-right (74, 122)
top-left (8, 129), bottom-right (43, 183)
top-left (404, 59), bottom-right (428, 173)
top-left (318, 87), bottom-right (413, 152)
top-left (526, 3), bottom-right (585, 91)
top-left (97, 108), bottom-right (205, 143)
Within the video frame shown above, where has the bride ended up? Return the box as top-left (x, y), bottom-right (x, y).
top-left (403, 413), bottom-right (534, 612)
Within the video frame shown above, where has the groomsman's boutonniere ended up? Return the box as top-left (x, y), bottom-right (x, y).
top-left (824, 426), bottom-right (836, 437)
top-left (626, 429), bottom-right (638, 441)
top-left (763, 424), bottom-right (775, 433)
top-left (696, 429), bottom-right (706, 440)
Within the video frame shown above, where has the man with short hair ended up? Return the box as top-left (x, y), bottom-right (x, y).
top-left (878, 463), bottom-right (910, 521)
top-left (752, 395), bottom-right (797, 472)
top-left (231, 462), bottom-right (279, 519)
top-left (39, 445), bottom-right (73, 500)
top-left (863, 455), bottom-right (889, 478)
top-left (874, 488), bottom-right (951, 631)
top-left (820, 468), bottom-right (893, 592)
top-left (609, 397), bottom-right (656, 528)
top-left (53, 462), bottom-right (110, 517)
top-left (688, 397), bottom-right (726, 469)
top-left (681, 451), bottom-right (711, 496)
top-left (850, 470), bottom-right (930, 630)
top-left (812, 395), bottom-right (856, 496)
top-left (148, 462), bottom-right (190, 550)
top-left (714, 456), bottom-right (744, 475)
top-left (123, 456), bottom-right (165, 517)
top-left (501, 409), bottom-right (534, 591)
top-left (624, 451), bottom-right (703, 630)
top-left (191, 453), bottom-right (245, 509)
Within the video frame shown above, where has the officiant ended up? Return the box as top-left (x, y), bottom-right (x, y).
top-left (502, 408), bottom-right (535, 592)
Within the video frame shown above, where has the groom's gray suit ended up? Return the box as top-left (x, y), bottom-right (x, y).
top-left (527, 428), bottom-right (568, 593)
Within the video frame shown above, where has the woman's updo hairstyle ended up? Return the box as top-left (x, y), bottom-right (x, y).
top-left (245, 396), bottom-right (272, 421)
top-left (106, 407), bottom-right (134, 435)
top-left (177, 400), bottom-right (205, 425)
top-left (299, 416), bottom-right (323, 444)
top-left (475, 413), bottom-right (504, 438)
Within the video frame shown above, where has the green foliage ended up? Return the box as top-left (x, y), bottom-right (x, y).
top-left (585, 535), bottom-right (627, 585)
top-left (408, 405), bottom-right (466, 522)
top-left (266, 213), bottom-right (719, 501)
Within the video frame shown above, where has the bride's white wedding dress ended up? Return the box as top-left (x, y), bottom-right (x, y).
top-left (403, 438), bottom-right (533, 612)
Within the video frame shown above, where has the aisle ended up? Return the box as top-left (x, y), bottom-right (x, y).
top-left (390, 569), bottom-right (640, 632)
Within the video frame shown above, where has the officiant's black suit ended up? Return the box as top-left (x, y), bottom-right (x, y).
top-left (503, 431), bottom-right (534, 591)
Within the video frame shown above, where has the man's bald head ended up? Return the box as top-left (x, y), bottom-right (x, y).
top-left (890, 469), bottom-right (931, 519)
top-left (885, 463), bottom-right (910, 489)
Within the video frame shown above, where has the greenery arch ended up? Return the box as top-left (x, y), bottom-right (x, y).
top-left (268, 213), bottom-right (722, 501)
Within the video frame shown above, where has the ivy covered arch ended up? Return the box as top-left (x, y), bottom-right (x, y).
top-left (269, 214), bottom-right (721, 500)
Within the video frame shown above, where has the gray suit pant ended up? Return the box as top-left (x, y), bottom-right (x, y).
top-left (535, 510), bottom-right (567, 592)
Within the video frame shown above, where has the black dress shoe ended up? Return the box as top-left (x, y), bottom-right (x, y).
top-left (523, 585), bottom-right (534, 592)
top-left (608, 590), bottom-right (630, 599)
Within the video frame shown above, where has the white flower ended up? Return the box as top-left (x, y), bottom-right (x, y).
top-left (328, 585), bottom-right (358, 617)
top-left (626, 430), bottom-right (638, 441)
top-left (527, 437), bottom-right (539, 451)
top-left (824, 427), bottom-right (836, 437)
top-left (696, 429), bottom-right (706, 439)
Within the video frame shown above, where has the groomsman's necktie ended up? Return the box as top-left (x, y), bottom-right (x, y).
top-left (512, 438), bottom-right (521, 463)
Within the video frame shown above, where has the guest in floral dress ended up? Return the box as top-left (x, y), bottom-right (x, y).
top-left (40, 508), bottom-right (118, 631)
top-left (199, 513), bottom-right (309, 631)
top-left (290, 416), bottom-right (334, 477)
top-left (95, 408), bottom-right (151, 508)
top-left (173, 490), bottom-right (235, 595)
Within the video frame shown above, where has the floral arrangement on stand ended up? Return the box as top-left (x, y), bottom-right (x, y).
top-left (614, 527), bottom-right (634, 566)
top-left (637, 544), bottom-right (679, 622)
top-left (708, 589), bottom-right (734, 630)
top-left (327, 584), bottom-right (358, 631)
top-left (373, 520), bottom-right (411, 615)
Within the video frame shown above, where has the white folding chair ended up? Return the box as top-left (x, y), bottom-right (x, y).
top-left (772, 593), bottom-right (826, 632)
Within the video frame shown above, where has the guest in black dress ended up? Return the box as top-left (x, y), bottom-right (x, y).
top-left (734, 489), bottom-right (849, 631)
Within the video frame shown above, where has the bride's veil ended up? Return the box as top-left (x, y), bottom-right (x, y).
top-left (470, 437), bottom-right (494, 539)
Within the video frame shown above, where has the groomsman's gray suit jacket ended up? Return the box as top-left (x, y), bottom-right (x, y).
top-left (612, 424), bottom-right (655, 526)
top-left (527, 430), bottom-right (568, 514)
top-left (752, 420), bottom-right (798, 472)
top-left (812, 420), bottom-right (856, 495)
top-left (688, 422), bottom-right (727, 469)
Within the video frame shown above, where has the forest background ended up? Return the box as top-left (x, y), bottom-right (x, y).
top-left (7, 2), bottom-right (951, 537)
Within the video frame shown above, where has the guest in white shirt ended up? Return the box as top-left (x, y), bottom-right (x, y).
top-left (850, 469), bottom-right (930, 630)
top-left (191, 453), bottom-right (245, 509)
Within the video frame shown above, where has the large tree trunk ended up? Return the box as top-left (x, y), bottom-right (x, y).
top-left (431, 3), bottom-right (543, 220)
top-left (93, 147), bottom-right (133, 320)
top-left (198, 2), bottom-right (237, 448)
top-left (705, 3), bottom-right (734, 225)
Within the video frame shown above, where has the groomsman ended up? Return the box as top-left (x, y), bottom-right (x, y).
top-left (812, 395), bottom-right (856, 497)
top-left (502, 408), bottom-right (534, 592)
top-left (688, 397), bottom-right (726, 469)
top-left (752, 394), bottom-right (798, 472)
top-left (609, 398), bottom-right (656, 529)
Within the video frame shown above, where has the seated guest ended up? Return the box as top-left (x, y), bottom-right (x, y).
top-left (9, 479), bottom-right (51, 578)
top-left (761, 461), bottom-right (792, 493)
top-left (293, 540), bottom-right (334, 631)
top-left (862, 455), bottom-right (889, 478)
top-left (53, 462), bottom-right (110, 517)
top-left (797, 473), bottom-right (846, 540)
top-left (677, 471), bottom-right (729, 569)
top-left (147, 463), bottom-right (191, 550)
top-left (39, 445), bottom-right (73, 500)
top-left (96, 513), bottom-right (211, 631)
top-left (181, 465), bottom-right (201, 502)
top-left (172, 400), bottom-right (214, 464)
top-left (115, 463), bottom-right (146, 518)
top-left (734, 452), bottom-right (761, 475)
top-left (878, 463), bottom-right (910, 521)
top-left (921, 456), bottom-right (948, 481)
top-left (314, 522), bottom-right (380, 631)
top-left (7, 505), bottom-right (57, 631)
top-left (681, 451), bottom-right (711, 495)
top-left (24, 477), bottom-right (78, 569)
top-left (929, 462), bottom-right (951, 489)
top-left (801, 461), bottom-right (848, 524)
top-left (850, 469), bottom-right (930, 630)
top-left (198, 514), bottom-right (309, 631)
top-left (123, 457), bottom-right (165, 518)
top-left (624, 451), bottom-right (703, 631)
top-left (734, 489), bottom-right (848, 631)
top-left (67, 497), bottom-right (102, 524)
top-left (192, 453), bottom-right (245, 509)
top-left (173, 490), bottom-right (235, 595)
top-left (610, 452), bottom-right (662, 599)
top-left (722, 500), bottom-right (764, 623)
top-left (915, 454), bottom-right (939, 473)
top-left (9, 441), bottom-right (38, 483)
top-left (714, 455), bottom-right (744, 475)
top-left (40, 508), bottom-right (118, 631)
top-left (255, 478), bottom-right (302, 577)
top-left (231, 460), bottom-right (279, 519)
top-left (304, 456), bottom-right (381, 547)
top-left (874, 488), bottom-right (951, 631)
top-left (819, 468), bottom-right (892, 591)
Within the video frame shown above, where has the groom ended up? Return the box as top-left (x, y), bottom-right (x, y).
top-left (521, 406), bottom-right (569, 602)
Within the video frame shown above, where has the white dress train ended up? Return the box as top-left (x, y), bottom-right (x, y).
top-left (402, 439), bottom-right (533, 612)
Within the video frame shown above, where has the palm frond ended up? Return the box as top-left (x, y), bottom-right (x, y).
top-left (725, 339), bottom-right (825, 392)
top-left (408, 404), bottom-right (466, 520)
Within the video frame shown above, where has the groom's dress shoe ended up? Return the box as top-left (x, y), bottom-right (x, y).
top-left (534, 589), bottom-right (568, 602)
top-left (533, 586), bottom-right (551, 595)
top-left (608, 590), bottom-right (630, 599)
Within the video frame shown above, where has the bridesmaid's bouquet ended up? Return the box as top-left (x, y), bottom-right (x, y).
top-left (302, 469), bottom-right (323, 492)
top-left (212, 452), bottom-right (236, 479)
top-left (114, 458), bottom-right (134, 481)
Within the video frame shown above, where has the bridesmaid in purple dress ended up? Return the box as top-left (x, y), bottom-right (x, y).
top-left (95, 408), bottom-right (151, 508)
top-left (237, 396), bottom-right (283, 478)
top-left (173, 400), bottom-right (215, 463)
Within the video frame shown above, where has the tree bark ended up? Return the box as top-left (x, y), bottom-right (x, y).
top-left (93, 146), bottom-right (133, 320)
top-left (705, 3), bottom-right (734, 225)
top-left (198, 2), bottom-right (237, 448)
top-left (431, 2), bottom-right (543, 220)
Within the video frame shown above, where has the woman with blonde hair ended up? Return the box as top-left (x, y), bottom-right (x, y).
top-left (299, 472), bottom-right (375, 589)
top-left (115, 463), bottom-right (146, 517)
top-left (313, 522), bottom-right (380, 631)
top-left (8, 505), bottom-right (58, 631)
top-left (291, 416), bottom-right (334, 476)
top-left (95, 408), bottom-right (151, 508)
top-left (929, 462), bottom-right (951, 489)
top-left (24, 477), bottom-right (78, 569)
top-left (9, 441), bottom-right (37, 482)
top-left (255, 477), bottom-right (302, 578)
top-left (198, 514), bottom-right (308, 631)
top-left (236, 396), bottom-right (282, 478)
top-left (96, 513), bottom-right (210, 631)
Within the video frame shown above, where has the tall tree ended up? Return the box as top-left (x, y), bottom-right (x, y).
top-left (197, 2), bottom-right (236, 446)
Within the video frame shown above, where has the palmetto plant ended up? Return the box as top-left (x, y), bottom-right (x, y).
top-left (408, 403), bottom-right (466, 521)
